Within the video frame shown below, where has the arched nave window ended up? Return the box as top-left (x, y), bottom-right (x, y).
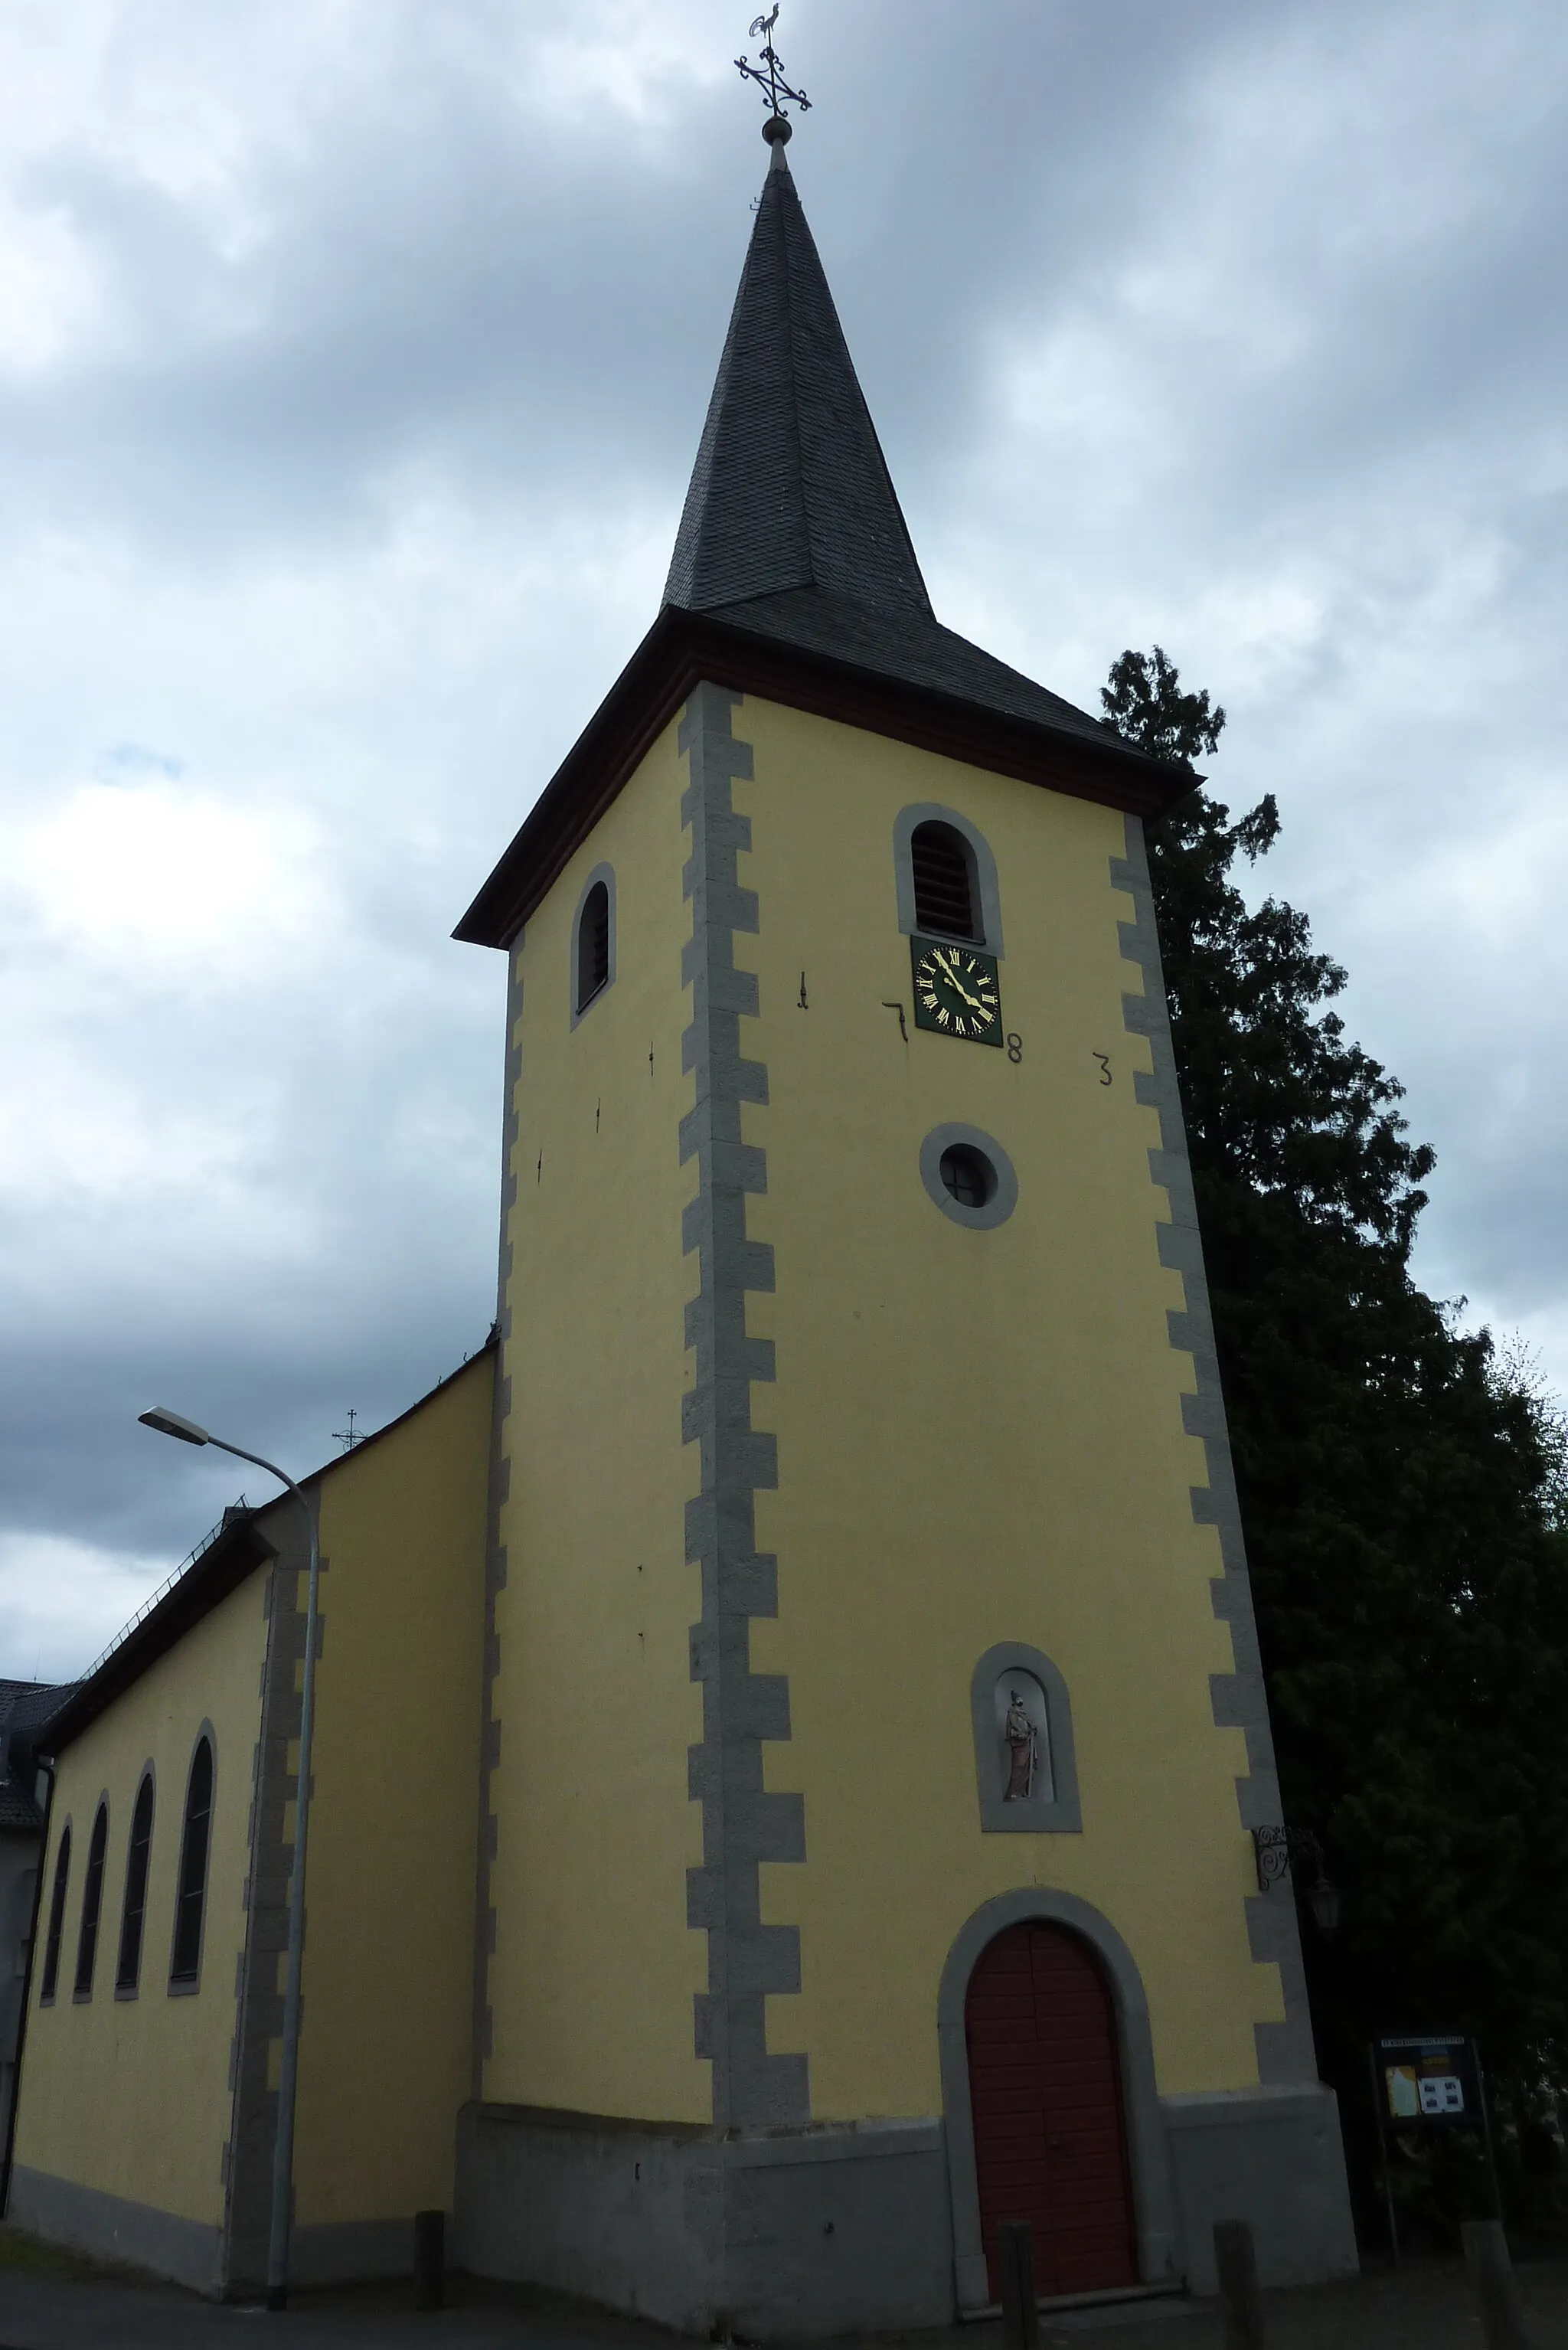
top-left (116, 1771), bottom-right (155, 1995)
top-left (169, 1735), bottom-right (214, 1989)
top-left (73, 1802), bottom-right (109, 1998)
top-left (39, 1824), bottom-right (70, 2003)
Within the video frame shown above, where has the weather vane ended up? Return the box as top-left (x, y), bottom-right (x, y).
top-left (333, 1407), bottom-right (362, 1453)
top-left (736, 7), bottom-right (811, 141)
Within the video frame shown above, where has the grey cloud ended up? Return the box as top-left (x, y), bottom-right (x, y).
top-left (2, 0), bottom-right (1566, 1675)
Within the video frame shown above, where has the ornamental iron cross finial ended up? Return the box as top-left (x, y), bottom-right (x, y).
top-left (736, 7), bottom-right (811, 139)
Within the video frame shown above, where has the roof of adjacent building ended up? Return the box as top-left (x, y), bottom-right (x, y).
top-left (0, 1680), bottom-right (66, 1830)
top-left (456, 142), bottom-right (1192, 951)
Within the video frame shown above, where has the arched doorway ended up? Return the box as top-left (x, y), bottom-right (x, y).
top-left (964, 1919), bottom-right (1138, 2303)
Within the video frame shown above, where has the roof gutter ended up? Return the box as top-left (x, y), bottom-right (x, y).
top-left (41, 1516), bottom-right (278, 1758)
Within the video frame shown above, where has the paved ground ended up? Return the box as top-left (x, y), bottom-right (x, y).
top-left (1, 2257), bottom-right (1566, 2350)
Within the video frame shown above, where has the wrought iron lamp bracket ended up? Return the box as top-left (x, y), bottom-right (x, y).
top-left (1253, 1823), bottom-right (1325, 1893)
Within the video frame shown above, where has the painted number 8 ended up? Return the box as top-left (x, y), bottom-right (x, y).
top-left (1005, 1033), bottom-right (1023, 1064)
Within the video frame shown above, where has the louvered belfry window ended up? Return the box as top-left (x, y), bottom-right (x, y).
top-left (911, 822), bottom-right (978, 940)
top-left (578, 880), bottom-right (611, 1011)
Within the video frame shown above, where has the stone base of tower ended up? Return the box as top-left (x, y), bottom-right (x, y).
top-left (453, 2104), bottom-right (956, 2337)
top-left (454, 2092), bottom-right (1357, 2338)
top-left (1160, 2084), bottom-right (1359, 2295)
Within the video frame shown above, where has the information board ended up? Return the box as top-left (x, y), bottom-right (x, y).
top-left (1376, 2033), bottom-right (1481, 2127)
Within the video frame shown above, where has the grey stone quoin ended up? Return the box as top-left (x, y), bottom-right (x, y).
top-left (679, 682), bottom-right (808, 2129)
top-left (1112, 814), bottom-right (1317, 2086)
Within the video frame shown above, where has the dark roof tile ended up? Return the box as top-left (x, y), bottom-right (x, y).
top-left (665, 148), bottom-right (932, 624)
top-left (0, 1779), bottom-right (43, 1833)
top-left (455, 147), bottom-right (1193, 952)
top-left (0, 1682), bottom-right (62, 1733)
top-left (702, 586), bottom-right (1124, 751)
top-left (662, 148), bottom-right (1119, 756)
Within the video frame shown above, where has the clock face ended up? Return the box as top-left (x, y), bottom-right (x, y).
top-left (911, 936), bottom-right (1003, 1044)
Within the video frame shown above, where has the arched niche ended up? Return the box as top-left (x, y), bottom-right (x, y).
top-left (970, 1641), bottom-right (1080, 1832)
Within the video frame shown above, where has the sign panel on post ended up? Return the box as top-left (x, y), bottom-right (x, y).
top-left (1377, 2034), bottom-right (1481, 2128)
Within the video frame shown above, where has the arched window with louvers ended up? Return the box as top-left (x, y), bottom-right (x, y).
top-left (912, 822), bottom-right (978, 939)
top-left (570, 864), bottom-right (616, 1025)
top-left (893, 805), bottom-right (1004, 956)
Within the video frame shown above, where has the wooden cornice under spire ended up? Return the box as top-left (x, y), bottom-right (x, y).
top-left (452, 604), bottom-right (1193, 951)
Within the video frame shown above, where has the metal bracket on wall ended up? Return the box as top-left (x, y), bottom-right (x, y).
top-left (1253, 1823), bottom-right (1324, 1892)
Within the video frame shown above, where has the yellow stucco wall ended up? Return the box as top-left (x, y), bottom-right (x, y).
top-left (485, 721), bottom-right (710, 2122)
top-left (292, 1350), bottom-right (492, 2225)
top-left (486, 687), bottom-right (1282, 2132)
top-left (724, 695), bottom-right (1281, 2116)
top-left (13, 1570), bottom-right (270, 2224)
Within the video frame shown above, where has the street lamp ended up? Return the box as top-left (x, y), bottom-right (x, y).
top-left (1252, 1824), bottom-right (1341, 1937)
top-left (139, 1406), bottom-right (319, 2313)
top-left (1304, 1876), bottom-right (1342, 1937)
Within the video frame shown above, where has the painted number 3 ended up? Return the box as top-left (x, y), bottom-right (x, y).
top-left (1093, 1053), bottom-right (1112, 1086)
top-left (1005, 1033), bottom-right (1023, 1064)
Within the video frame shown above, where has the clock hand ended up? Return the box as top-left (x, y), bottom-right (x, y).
top-left (939, 950), bottom-right (985, 1011)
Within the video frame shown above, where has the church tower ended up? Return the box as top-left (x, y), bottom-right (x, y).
top-left (454, 109), bottom-right (1355, 2336)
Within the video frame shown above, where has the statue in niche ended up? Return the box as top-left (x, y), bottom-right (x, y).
top-left (1003, 1688), bottom-right (1037, 1801)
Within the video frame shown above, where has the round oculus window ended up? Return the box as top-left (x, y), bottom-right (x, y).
top-left (919, 1123), bottom-right (1018, 1229)
top-left (939, 1143), bottom-right (995, 1210)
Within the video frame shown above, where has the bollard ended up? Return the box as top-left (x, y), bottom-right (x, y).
top-left (996, 2220), bottom-right (1039, 2350)
top-left (413, 2207), bottom-right (446, 2312)
top-left (1213, 2219), bottom-right (1266, 2350)
top-left (1462, 2219), bottom-right (1530, 2350)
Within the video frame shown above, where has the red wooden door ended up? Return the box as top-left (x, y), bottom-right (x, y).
top-left (965, 1921), bottom-right (1138, 2302)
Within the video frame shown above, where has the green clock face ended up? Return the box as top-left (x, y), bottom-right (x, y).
top-left (911, 936), bottom-right (1002, 1044)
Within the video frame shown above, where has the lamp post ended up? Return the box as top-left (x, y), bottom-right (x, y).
top-left (139, 1406), bottom-right (319, 2312)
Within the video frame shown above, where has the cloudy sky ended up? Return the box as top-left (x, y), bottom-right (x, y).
top-left (2, 0), bottom-right (1564, 1680)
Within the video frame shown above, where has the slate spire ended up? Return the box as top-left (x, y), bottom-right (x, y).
top-left (663, 142), bottom-right (933, 623)
top-left (456, 116), bottom-right (1192, 955)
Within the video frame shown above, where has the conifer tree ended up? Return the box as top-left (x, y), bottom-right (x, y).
top-left (1104, 649), bottom-right (1568, 2156)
